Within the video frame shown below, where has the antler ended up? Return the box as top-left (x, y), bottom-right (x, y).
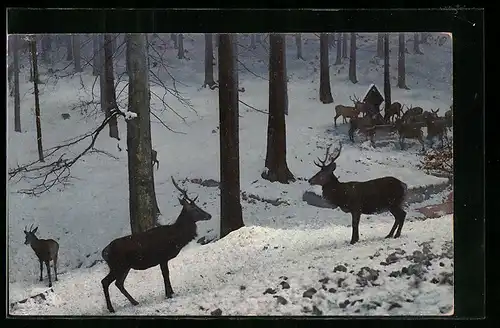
top-left (171, 176), bottom-right (189, 200)
top-left (314, 144), bottom-right (332, 168)
top-left (329, 142), bottom-right (342, 162)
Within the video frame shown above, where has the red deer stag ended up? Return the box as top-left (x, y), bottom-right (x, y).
top-left (24, 224), bottom-right (59, 287)
top-left (334, 104), bottom-right (360, 127)
top-left (101, 177), bottom-right (212, 313)
top-left (308, 143), bottom-right (408, 245)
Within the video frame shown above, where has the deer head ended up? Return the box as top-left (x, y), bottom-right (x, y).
top-left (308, 143), bottom-right (342, 186)
top-left (431, 108), bottom-right (439, 117)
top-left (24, 224), bottom-right (39, 245)
top-left (171, 177), bottom-right (211, 222)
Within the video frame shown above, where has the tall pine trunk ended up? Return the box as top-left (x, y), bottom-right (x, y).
top-left (30, 39), bottom-right (44, 162)
top-left (177, 34), bottom-right (184, 59)
top-left (413, 33), bottom-right (423, 54)
top-left (204, 33), bottom-right (216, 88)
top-left (250, 34), bottom-right (256, 49)
top-left (262, 34), bottom-right (295, 184)
top-left (73, 34), bottom-right (82, 72)
top-left (103, 34), bottom-right (119, 139)
top-left (377, 33), bottom-right (384, 57)
top-left (383, 33), bottom-right (391, 113)
top-left (342, 33), bottom-right (348, 58)
top-left (66, 35), bottom-right (73, 61)
top-left (295, 33), bottom-right (303, 60)
top-left (319, 33), bottom-right (334, 103)
top-left (397, 33), bottom-right (408, 89)
top-left (335, 33), bottom-right (342, 65)
top-left (12, 35), bottom-right (21, 132)
top-left (349, 32), bottom-right (358, 84)
top-left (218, 34), bottom-right (244, 239)
top-left (126, 33), bottom-right (160, 234)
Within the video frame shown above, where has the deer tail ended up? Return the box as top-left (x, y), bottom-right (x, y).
top-left (101, 244), bottom-right (111, 263)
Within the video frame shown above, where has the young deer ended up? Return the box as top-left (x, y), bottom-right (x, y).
top-left (308, 143), bottom-right (408, 244)
top-left (101, 177), bottom-right (212, 313)
top-left (24, 224), bottom-right (59, 287)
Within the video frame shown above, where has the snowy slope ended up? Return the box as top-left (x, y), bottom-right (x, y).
top-left (9, 215), bottom-right (453, 316)
top-left (7, 33), bottom-right (453, 315)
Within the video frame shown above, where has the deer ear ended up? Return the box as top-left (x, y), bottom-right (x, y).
top-left (32, 227), bottom-right (38, 233)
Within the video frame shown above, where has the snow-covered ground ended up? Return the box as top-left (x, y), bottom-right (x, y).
top-left (7, 33), bottom-right (453, 316)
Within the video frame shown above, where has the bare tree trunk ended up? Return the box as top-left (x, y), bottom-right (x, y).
top-left (171, 33), bottom-right (178, 49)
top-left (126, 33), bottom-right (160, 234)
top-left (215, 34), bottom-right (219, 47)
top-left (73, 34), bottom-right (82, 72)
top-left (319, 33), bottom-right (334, 104)
top-left (262, 33), bottom-right (295, 184)
top-left (111, 34), bottom-right (117, 53)
top-left (103, 34), bottom-right (119, 139)
top-left (12, 35), bottom-right (21, 132)
top-left (177, 34), bottom-right (184, 59)
top-left (413, 33), bottom-right (423, 54)
top-left (349, 32), bottom-right (358, 84)
top-left (384, 33), bottom-right (391, 113)
top-left (377, 33), bottom-right (384, 57)
top-left (204, 33), bottom-right (216, 88)
top-left (397, 33), bottom-right (408, 89)
top-left (295, 33), bottom-right (304, 60)
top-left (30, 39), bottom-right (44, 162)
top-left (342, 33), bottom-right (348, 58)
top-left (66, 35), bottom-right (73, 61)
top-left (250, 34), bottom-right (256, 49)
top-left (93, 34), bottom-right (100, 76)
top-left (335, 33), bottom-right (342, 65)
top-left (218, 34), bottom-right (244, 239)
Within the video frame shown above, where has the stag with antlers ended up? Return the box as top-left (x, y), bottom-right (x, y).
top-left (308, 143), bottom-right (408, 244)
top-left (23, 224), bottom-right (59, 287)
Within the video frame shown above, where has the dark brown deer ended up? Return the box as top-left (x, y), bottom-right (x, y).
top-left (101, 177), bottom-right (212, 313)
top-left (394, 118), bottom-right (425, 151)
top-left (444, 108), bottom-right (453, 129)
top-left (401, 104), bottom-right (424, 122)
top-left (151, 149), bottom-right (159, 170)
top-left (424, 115), bottom-right (449, 148)
top-left (350, 95), bottom-right (376, 117)
top-left (384, 101), bottom-right (403, 123)
top-left (334, 105), bottom-right (360, 127)
top-left (348, 114), bottom-right (385, 146)
top-left (308, 143), bottom-right (408, 244)
top-left (24, 224), bottom-right (59, 287)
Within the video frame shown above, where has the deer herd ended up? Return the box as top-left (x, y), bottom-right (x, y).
top-left (335, 94), bottom-right (452, 151)
top-left (19, 94), bottom-right (453, 314)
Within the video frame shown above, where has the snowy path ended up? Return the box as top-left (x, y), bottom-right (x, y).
top-left (10, 215), bottom-right (453, 316)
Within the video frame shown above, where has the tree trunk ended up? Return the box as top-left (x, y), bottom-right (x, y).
top-left (413, 33), bottom-right (423, 54)
top-left (250, 34), bottom-right (256, 49)
top-left (397, 33), bottom-right (408, 89)
top-left (262, 33), bottom-right (295, 184)
top-left (103, 34), bottom-right (119, 139)
top-left (255, 34), bottom-right (261, 44)
top-left (30, 39), bottom-right (44, 162)
top-left (171, 33), bottom-right (178, 49)
top-left (319, 33), bottom-right (334, 104)
top-left (383, 33), bottom-right (391, 113)
top-left (329, 33), bottom-right (335, 48)
top-left (93, 34), bottom-right (100, 76)
top-left (377, 33), bottom-right (384, 57)
top-left (335, 33), bottom-right (342, 65)
top-left (218, 34), bottom-right (244, 239)
top-left (342, 33), bottom-right (348, 58)
top-left (420, 32), bottom-right (429, 44)
top-left (73, 34), bottom-right (82, 72)
top-left (126, 33), bottom-right (160, 234)
top-left (204, 33), bottom-right (216, 88)
top-left (295, 33), bottom-right (303, 60)
top-left (111, 34), bottom-right (117, 53)
top-left (349, 32), bottom-right (358, 84)
top-left (12, 35), bottom-right (21, 132)
top-left (66, 35), bottom-right (73, 61)
top-left (177, 34), bottom-right (184, 59)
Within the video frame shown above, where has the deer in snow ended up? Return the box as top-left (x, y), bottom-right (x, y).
top-left (308, 143), bottom-right (408, 245)
top-left (24, 224), bottom-right (59, 287)
top-left (101, 177), bottom-right (212, 313)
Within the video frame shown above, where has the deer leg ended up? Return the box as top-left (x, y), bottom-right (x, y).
top-left (115, 269), bottom-right (139, 306)
top-left (399, 137), bottom-right (405, 150)
top-left (45, 261), bottom-right (52, 288)
top-left (350, 212), bottom-right (361, 245)
top-left (102, 271), bottom-right (117, 313)
top-left (334, 115), bottom-right (339, 127)
top-left (418, 135), bottom-right (425, 152)
top-left (160, 262), bottom-right (174, 298)
top-left (39, 259), bottom-right (43, 281)
top-left (394, 207), bottom-right (407, 238)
